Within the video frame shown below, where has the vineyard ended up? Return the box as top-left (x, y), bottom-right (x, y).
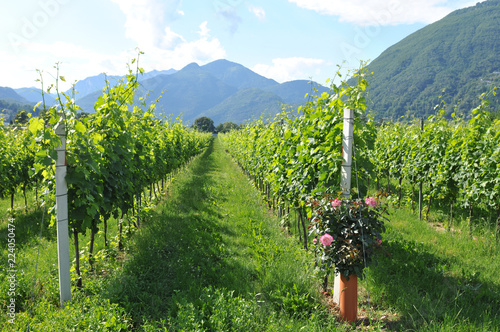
top-left (1, 58), bottom-right (212, 290)
top-left (220, 80), bottom-right (500, 238)
top-left (0, 61), bottom-right (499, 331)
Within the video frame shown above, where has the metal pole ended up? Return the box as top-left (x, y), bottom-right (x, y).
top-left (55, 119), bottom-right (71, 307)
top-left (334, 108), bottom-right (354, 305)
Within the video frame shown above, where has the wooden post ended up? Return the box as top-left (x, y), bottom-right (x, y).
top-left (333, 109), bottom-right (356, 323)
top-left (55, 119), bottom-right (71, 307)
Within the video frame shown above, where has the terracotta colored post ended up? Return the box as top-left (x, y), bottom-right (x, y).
top-left (340, 274), bottom-right (357, 322)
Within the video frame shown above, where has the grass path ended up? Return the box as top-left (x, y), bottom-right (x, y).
top-left (102, 137), bottom-right (345, 330)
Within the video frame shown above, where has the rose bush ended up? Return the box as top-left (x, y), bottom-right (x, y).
top-left (308, 196), bottom-right (388, 281)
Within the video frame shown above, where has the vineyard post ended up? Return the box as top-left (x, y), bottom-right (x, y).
top-left (333, 108), bottom-right (355, 321)
top-left (54, 119), bottom-right (71, 307)
top-left (419, 118), bottom-right (424, 220)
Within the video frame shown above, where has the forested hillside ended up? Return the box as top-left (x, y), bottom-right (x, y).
top-left (364, 0), bottom-right (500, 119)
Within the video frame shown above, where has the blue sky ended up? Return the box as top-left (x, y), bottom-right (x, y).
top-left (0, 0), bottom-right (482, 90)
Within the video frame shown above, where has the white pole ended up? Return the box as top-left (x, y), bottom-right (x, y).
top-left (334, 108), bottom-right (354, 304)
top-left (55, 119), bottom-right (71, 307)
top-left (340, 108), bottom-right (354, 198)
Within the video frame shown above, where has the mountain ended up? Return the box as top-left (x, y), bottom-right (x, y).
top-left (74, 90), bottom-right (103, 113)
top-left (136, 62), bottom-right (329, 124)
top-left (120, 61), bottom-right (328, 124)
top-left (68, 69), bottom-right (177, 100)
top-left (201, 59), bottom-right (278, 90)
top-left (0, 87), bottom-right (30, 104)
top-left (199, 88), bottom-right (285, 124)
top-left (0, 87), bottom-right (37, 123)
top-left (364, 0), bottom-right (500, 119)
top-left (15, 87), bottom-right (56, 106)
top-left (68, 73), bottom-right (122, 99)
top-left (137, 63), bottom-right (238, 122)
top-left (263, 80), bottom-right (329, 105)
top-left (140, 69), bottom-right (177, 80)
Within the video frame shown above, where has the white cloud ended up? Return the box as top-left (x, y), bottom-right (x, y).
top-left (109, 0), bottom-right (184, 49)
top-left (217, 7), bottom-right (242, 34)
top-left (110, 1), bottom-right (226, 72)
top-left (161, 26), bottom-right (186, 49)
top-left (0, 1), bottom-right (227, 90)
top-left (288, 0), bottom-right (484, 26)
top-left (253, 57), bottom-right (326, 83)
top-left (248, 5), bottom-right (266, 21)
top-left (198, 21), bottom-right (210, 38)
top-left (110, 0), bottom-right (164, 48)
top-left (140, 22), bottom-right (226, 71)
top-left (0, 41), bottom-right (133, 90)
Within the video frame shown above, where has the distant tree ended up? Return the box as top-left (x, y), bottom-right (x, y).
top-left (194, 117), bottom-right (215, 133)
top-left (216, 122), bottom-right (240, 133)
top-left (13, 110), bottom-right (29, 125)
top-left (76, 111), bottom-right (91, 120)
top-left (215, 123), bottom-right (224, 133)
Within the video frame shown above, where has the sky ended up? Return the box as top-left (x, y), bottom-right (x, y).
top-left (0, 0), bottom-right (483, 90)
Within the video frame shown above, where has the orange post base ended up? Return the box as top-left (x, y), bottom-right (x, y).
top-left (339, 274), bottom-right (357, 323)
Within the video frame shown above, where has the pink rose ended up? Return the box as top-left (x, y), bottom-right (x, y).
top-left (313, 238), bottom-right (317, 244)
top-left (365, 197), bottom-right (378, 207)
top-left (376, 238), bottom-right (382, 245)
top-left (320, 233), bottom-right (333, 246)
top-left (331, 199), bottom-right (341, 207)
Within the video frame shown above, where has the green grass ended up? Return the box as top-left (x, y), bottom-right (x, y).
top-left (364, 207), bottom-right (500, 331)
top-left (1, 139), bottom-right (499, 331)
top-left (102, 138), bottom-right (343, 331)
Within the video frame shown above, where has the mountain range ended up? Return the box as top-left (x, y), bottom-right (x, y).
top-left (2, 0), bottom-right (499, 124)
top-left (0, 60), bottom-right (328, 125)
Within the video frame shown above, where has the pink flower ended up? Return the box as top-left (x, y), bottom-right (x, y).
top-left (376, 238), bottom-right (382, 245)
top-left (365, 197), bottom-right (378, 207)
top-left (320, 233), bottom-right (333, 246)
top-left (331, 199), bottom-right (341, 207)
top-left (313, 238), bottom-right (317, 244)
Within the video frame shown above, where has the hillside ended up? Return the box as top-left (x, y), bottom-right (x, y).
top-left (15, 87), bottom-right (56, 106)
top-left (0, 87), bottom-right (40, 123)
top-left (138, 63), bottom-right (239, 122)
top-left (0, 87), bottom-right (29, 104)
top-left (364, 0), bottom-right (500, 119)
top-left (263, 80), bottom-right (329, 105)
top-left (68, 73), bottom-right (122, 98)
top-left (66, 69), bottom-right (176, 98)
top-left (198, 87), bottom-right (284, 124)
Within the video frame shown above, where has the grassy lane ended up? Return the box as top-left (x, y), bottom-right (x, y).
top-left (102, 137), bottom-right (347, 331)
